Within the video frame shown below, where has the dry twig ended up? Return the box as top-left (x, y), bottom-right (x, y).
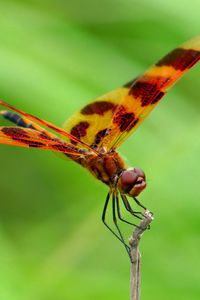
top-left (129, 210), bottom-right (154, 300)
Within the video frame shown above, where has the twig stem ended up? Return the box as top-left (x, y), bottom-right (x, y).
top-left (129, 210), bottom-right (154, 300)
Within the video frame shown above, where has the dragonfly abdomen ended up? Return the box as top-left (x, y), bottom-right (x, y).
top-left (1, 111), bottom-right (35, 129)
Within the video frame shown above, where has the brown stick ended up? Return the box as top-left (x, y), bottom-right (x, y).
top-left (129, 210), bottom-right (154, 300)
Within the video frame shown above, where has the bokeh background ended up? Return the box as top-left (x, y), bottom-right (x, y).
top-left (0, 1), bottom-right (200, 299)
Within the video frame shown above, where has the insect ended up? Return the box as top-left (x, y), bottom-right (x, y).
top-left (0, 36), bottom-right (200, 259)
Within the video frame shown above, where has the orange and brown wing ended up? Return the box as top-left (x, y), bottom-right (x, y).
top-left (63, 88), bottom-right (129, 148)
top-left (0, 126), bottom-right (89, 156)
top-left (63, 36), bottom-right (200, 151)
top-left (0, 100), bottom-right (97, 154)
top-left (99, 36), bottom-right (200, 150)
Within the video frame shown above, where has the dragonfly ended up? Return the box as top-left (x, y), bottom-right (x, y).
top-left (0, 36), bottom-right (200, 259)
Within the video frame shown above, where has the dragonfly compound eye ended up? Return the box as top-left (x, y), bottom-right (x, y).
top-left (118, 168), bottom-right (146, 197)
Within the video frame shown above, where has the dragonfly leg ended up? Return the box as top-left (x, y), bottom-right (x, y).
top-left (133, 197), bottom-right (147, 210)
top-left (133, 197), bottom-right (152, 229)
top-left (115, 193), bottom-right (137, 226)
top-left (111, 193), bottom-right (131, 256)
top-left (121, 194), bottom-right (144, 219)
top-left (102, 192), bottom-right (130, 249)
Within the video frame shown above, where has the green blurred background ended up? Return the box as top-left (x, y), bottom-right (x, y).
top-left (0, 0), bottom-right (200, 299)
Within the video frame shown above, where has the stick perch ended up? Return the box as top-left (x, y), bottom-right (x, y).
top-left (129, 210), bottom-right (154, 300)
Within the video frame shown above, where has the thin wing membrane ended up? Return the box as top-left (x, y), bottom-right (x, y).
top-left (0, 126), bottom-right (89, 156)
top-left (100, 36), bottom-right (200, 150)
top-left (63, 36), bottom-right (200, 152)
top-left (63, 88), bottom-right (129, 149)
top-left (0, 100), bottom-right (97, 154)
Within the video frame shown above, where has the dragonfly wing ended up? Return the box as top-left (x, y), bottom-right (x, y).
top-left (64, 36), bottom-right (200, 152)
top-left (0, 100), bottom-right (96, 154)
top-left (63, 87), bottom-right (130, 149)
top-left (0, 126), bottom-right (89, 156)
top-left (99, 36), bottom-right (200, 150)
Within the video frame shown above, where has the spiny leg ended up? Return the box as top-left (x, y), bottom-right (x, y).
top-left (133, 197), bottom-right (147, 210)
top-left (133, 196), bottom-right (152, 229)
top-left (102, 192), bottom-right (130, 247)
top-left (121, 193), bottom-right (144, 219)
top-left (115, 192), bottom-right (137, 226)
top-left (134, 197), bottom-right (152, 228)
top-left (112, 192), bottom-right (131, 256)
top-left (121, 194), bottom-right (151, 232)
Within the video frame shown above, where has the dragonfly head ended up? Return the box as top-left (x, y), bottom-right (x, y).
top-left (118, 167), bottom-right (146, 197)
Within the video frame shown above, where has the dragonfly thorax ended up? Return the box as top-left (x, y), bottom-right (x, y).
top-left (86, 151), bottom-right (125, 185)
top-left (86, 151), bottom-right (146, 197)
top-left (117, 167), bottom-right (146, 197)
